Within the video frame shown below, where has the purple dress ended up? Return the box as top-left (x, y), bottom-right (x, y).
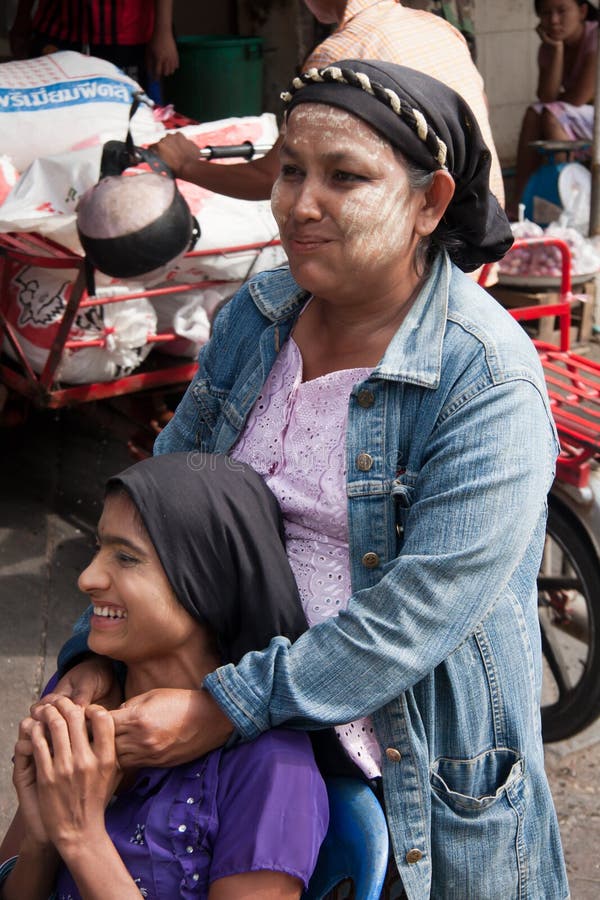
top-left (54, 730), bottom-right (328, 899)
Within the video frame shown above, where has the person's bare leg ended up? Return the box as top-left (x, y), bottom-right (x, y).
top-left (541, 107), bottom-right (571, 142)
top-left (513, 106), bottom-right (544, 211)
top-left (540, 107), bottom-right (572, 163)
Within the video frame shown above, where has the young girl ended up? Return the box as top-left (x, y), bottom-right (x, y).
top-left (0, 453), bottom-right (328, 900)
top-left (513, 0), bottom-right (598, 209)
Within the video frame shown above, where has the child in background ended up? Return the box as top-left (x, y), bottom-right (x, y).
top-left (513, 0), bottom-right (598, 213)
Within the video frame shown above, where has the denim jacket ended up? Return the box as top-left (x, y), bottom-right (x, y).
top-left (156, 254), bottom-right (566, 897)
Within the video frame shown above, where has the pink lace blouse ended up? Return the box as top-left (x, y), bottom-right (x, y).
top-left (231, 334), bottom-right (382, 778)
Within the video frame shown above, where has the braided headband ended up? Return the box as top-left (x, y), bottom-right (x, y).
top-left (281, 66), bottom-right (448, 168)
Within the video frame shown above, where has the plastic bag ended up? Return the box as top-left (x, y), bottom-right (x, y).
top-left (499, 217), bottom-right (600, 279)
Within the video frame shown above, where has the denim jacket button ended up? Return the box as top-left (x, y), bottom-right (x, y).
top-left (356, 452), bottom-right (374, 471)
top-left (356, 389), bottom-right (375, 408)
top-left (385, 747), bottom-right (402, 762)
top-left (406, 848), bottom-right (423, 864)
top-left (362, 551), bottom-right (380, 568)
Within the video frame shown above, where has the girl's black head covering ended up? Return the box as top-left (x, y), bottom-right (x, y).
top-left (282, 60), bottom-right (513, 272)
top-left (106, 452), bottom-right (306, 665)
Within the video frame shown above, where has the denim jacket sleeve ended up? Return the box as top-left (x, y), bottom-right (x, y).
top-left (203, 370), bottom-right (557, 739)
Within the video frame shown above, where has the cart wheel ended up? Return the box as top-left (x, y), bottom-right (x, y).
top-left (538, 498), bottom-right (600, 742)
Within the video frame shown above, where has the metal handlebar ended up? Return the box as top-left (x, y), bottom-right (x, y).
top-left (197, 141), bottom-right (273, 161)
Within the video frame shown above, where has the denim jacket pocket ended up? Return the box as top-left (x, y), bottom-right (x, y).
top-left (430, 748), bottom-right (525, 813)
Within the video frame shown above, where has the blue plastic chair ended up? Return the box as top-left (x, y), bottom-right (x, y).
top-left (304, 776), bottom-right (389, 900)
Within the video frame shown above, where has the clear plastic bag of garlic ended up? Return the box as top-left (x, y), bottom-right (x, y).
top-left (499, 214), bottom-right (600, 279)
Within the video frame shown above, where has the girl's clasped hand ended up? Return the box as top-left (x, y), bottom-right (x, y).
top-left (14, 699), bottom-right (119, 853)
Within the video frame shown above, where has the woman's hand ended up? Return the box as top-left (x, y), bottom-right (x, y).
top-left (29, 699), bottom-right (120, 853)
top-left (146, 30), bottom-right (179, 79)
top-left (30, 656), bottom-right (121, 717)
top-left (536, 23), bottom-right (564, 48)
top-left (111, 687), bottom-right (234, 767)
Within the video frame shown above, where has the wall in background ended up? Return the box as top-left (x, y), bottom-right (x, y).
top-left (475, 1), bottom-right (538, 166)
top-left (173, 1), bottom-right (236, 36)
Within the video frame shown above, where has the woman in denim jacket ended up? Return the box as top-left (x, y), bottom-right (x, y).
top-left (49, 61), bottom-right (568, 898)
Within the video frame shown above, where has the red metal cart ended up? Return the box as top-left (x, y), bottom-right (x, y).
top-left (483, 237), bottom-right (600, 488)
top-left (0, 230), bottom-right (280, 412)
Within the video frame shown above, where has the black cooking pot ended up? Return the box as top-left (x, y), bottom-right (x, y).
top-left (77, 140), bottom-right (198, 280)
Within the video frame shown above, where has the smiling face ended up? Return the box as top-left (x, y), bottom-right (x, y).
top-left (271, 104), bottom-right (431, 306)
top-left (537, 0), bottom-right (587, 42)
top-left (79, 492), bottom-right (206, 667)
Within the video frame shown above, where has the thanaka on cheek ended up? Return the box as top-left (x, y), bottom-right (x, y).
top-left (272, 103), bottom-right (426, 304)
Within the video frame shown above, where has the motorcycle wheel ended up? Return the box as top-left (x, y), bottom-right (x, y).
top-left (538, 499), bottom-right (600, 742)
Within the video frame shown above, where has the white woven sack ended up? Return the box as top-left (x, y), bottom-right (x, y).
top-left (0, 51), bottom-right (165, 171)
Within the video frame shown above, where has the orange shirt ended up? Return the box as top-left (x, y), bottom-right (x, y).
top-left (303, 0), bottom-right (504, 206)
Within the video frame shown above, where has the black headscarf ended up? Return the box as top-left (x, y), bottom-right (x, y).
top-left (282, 60), bottom-right (513, 272)
top-left (106, 452), bottom-right (307, 665)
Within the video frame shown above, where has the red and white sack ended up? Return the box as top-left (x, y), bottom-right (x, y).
top-left (0, 114), bottom-right (287, 288)
top-left (150, 285), bottom-right (235, 357)
top-left (3, 264), bottom-right (156, 384)
top-left (0, 145), bottom-right (102, 249)
top-left (0, 51), bottom-right (165, 171)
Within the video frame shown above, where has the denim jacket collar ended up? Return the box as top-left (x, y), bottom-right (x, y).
top-left (248, 253), bottom-right (449, 389)
top-left (249, 265), bottom-right (309, 322)
top-left (377, 252), bottom-right (448, 389)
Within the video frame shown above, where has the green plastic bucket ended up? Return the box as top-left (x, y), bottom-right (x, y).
top-left (164, 35), bottom-right (264, 122)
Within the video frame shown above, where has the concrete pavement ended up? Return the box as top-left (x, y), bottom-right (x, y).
top-left (1, 400), bottom-right (599, 897)
top-left (0, 404), bottom-right (132, 834)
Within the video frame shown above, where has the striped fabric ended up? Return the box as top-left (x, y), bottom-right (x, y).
top-left (0, 855), bottom-right (57, 898)
top-left (32, 0), bottom-right (153, 48)
top-left (303, 0), bottom-right (504, 205)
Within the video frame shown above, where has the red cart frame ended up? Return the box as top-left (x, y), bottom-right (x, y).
top-left (0, 231), bottom-right (280, 410)
top-left (481, 237), bottom-right (600, 488)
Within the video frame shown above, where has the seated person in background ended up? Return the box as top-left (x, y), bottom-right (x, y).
top-left (513, 0), bottom-right (598, 211)
top-left (152, 0), bottom-right (503, 208)
top-left (8, 0), bottom-right (179, 91)
top-left (0, 453), bottom-right (328, 900)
